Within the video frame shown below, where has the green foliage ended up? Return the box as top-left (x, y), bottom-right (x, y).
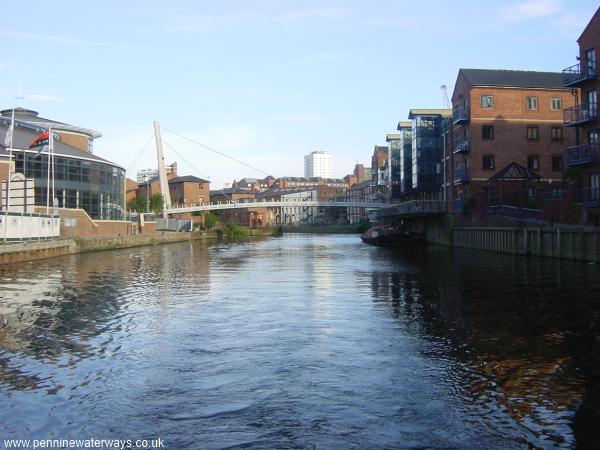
top-left (224, 223), bottom-right (248, 238)
top-left (149, 193), bottom-right (164, 213)
top-left (128, 196), bottom-right (147, 213)
top-left (355, 222), bottom-right (371, 233)
top-left (204, 212), bottom-right (219, 229)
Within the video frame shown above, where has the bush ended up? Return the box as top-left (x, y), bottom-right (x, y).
top-left (224, 223), bottom-right (248, 238)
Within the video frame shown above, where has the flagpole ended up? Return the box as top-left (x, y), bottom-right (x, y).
top-left (46, 127), bottom-right (51, 214)
top-left (4, 108), bottom-right (15, 212)
top-left (50, 128), bottom-right (55, 214)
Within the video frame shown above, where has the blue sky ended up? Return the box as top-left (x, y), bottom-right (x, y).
top-left (1, 0), bottom-right (597, 188)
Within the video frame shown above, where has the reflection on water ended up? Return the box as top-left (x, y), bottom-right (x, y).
top-left (0, 235), bottom-right (599, 448)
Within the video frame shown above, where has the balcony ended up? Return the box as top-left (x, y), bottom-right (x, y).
top-left (453, 167), bottom-right (470, 183)
top-left (564, 144), bottom-right (600, 166)
top-left (453, 137), bottom-right (470, 154)
top-left (564, 103), bottom-right (598, 126)
top-left (562, 62), bottom-right (598, 87)
top-left (452, 106), bottom-right (470, 124)
top-left (582, 188), bottom-right (600, 208)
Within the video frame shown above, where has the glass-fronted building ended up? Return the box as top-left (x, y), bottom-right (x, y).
top-left (408, 109), bottom-right (451, 192)
top-left (1, 108), bottom-right (125, 220)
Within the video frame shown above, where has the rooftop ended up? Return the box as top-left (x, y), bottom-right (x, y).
top-left (458, 68), bottom-right (566, 89)
top-left (408, 109), bottom-right (452, 119)
top-left (0, 107), bottom-right (102, 139)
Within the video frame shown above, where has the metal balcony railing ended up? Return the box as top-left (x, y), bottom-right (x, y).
top-left (485, 205), bottom-right (544, 224)
top-left (453, 168), bottom-right (470, 182)
top-left (452, 106), bottom-right (470, 124)
top-left (453, 137), bottom-right (470, 154)
top-left (564, 143), bottom-right (600, 166)
top-left (562, 62), bottom-right (598, 87)
top-left (564, 103), bottom-right (598, 126)
top-left (582, 187), bottom-right (600, 208)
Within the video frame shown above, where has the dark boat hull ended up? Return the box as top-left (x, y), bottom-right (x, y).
top-left (361, 234), bottom-right (424, 246)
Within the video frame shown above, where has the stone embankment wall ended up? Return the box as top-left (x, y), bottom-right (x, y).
top-left (0, 228), bottom-right (281, 265)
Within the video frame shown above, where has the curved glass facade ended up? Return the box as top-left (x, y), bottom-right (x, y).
top-left (14, 151), bottom-right (125, 220)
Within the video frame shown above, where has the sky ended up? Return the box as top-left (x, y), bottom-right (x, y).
top-left (1, 0), bottom-right (598, 188)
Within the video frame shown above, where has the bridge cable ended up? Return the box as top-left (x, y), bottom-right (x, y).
top-left (162, 126), bottom-right (272, 177)
top-left (124, 134), bottom-right (155, 175)
top-left (162, 138), bottom-right (211, 180)
top-left (161, 138), bottom-right (238, 206)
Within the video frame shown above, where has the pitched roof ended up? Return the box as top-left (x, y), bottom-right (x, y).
top-left (169, 175), bottom-right (210, 183)
top-left (487, 162), bottom-right (541, 182)
top-left (459, 68), bottom-right (565, 89)
top-left (578, 6), bottom-right (600, 43)
top-left (147, 174), bottom-right (210, 184)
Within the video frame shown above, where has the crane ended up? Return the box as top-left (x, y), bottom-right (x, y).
top-left (441, 85), bottom-right (451, 109)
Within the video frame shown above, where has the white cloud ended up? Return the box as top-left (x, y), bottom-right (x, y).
top-left (500, 0), bottom-right (562, 21)
top-left (24, 93), bottom-right (64, 102)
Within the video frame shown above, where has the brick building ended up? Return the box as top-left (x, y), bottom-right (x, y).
top-left (450, 69), bottom-right (576, 213)
top-left (138, 173), bottom-right (210, 208)
top-left (353, 164), bottom-right (370, 184)
top-left (562, 6), bottom-right (600, 224)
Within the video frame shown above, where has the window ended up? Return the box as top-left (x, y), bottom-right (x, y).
top-left (482, 125), bottom-right (494, 139)
top-left (526, 96), bottom-right (538, 110)
top-left (551, 127), bottom-right (563, 141)
top-left (586, 49), bottom-right (597, 76)
top-left (482, 155), bottom-right (495, 170)
top-left (527, 126), bottom-right (539, 140)
top-left (551, 97), bottom-right (562, 111)
top-left (528, 155), bottom-right (540, 171)
top-left (528, 187), bottom-right (537, 198)
top-left (552, 155), bottom-right (564, 171)
top-left (481, 95), bottom-right (493, 108)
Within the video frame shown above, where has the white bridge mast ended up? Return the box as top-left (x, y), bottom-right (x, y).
top-left (154, 121), bottom-right (172, 218)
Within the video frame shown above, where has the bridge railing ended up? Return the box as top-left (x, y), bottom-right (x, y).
top-left (376, 200), bottom-right (446, 218)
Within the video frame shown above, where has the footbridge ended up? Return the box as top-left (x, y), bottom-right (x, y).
top-left (166, 200), bottom-right (388, 215)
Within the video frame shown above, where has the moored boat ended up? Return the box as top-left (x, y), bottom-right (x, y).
top-left (361, 225), bottom-right (424, 246)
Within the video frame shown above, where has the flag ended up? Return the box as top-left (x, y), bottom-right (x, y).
top-left (29, 130), bottom-right (49, 154)
top-left (3, 109), bottom-right (14, 148)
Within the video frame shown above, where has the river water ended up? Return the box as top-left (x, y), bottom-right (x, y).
top-left (1, 234), bottom-right (599, 449)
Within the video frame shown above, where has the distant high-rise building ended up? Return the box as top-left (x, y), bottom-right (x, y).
top-left (304, 151), bottom-right (332, 178)
top-left (353, 163), bottom-right (370, 184)
top-left (136, 162), bottom-right (177, 184)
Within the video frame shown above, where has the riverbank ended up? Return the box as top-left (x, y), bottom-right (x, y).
top-left (0, 228), bottom-right (281, 265)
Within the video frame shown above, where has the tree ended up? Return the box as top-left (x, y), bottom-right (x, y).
top-left (204, 211), bottom-right (218, 229)
top-left (150, 193), bottom-right (164, 213)
top-left (128, 196), bottom-right (147, 213)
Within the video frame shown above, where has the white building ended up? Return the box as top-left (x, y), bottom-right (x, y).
top-left (136, 168), bottom-right (158, 184)
top-left (304, 151), bottom-right (332, 179)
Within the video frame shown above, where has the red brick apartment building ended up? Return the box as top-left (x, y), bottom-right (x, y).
top-left (450, 68), bottom-right (576, 216)
top-left (138, 174), bottom-right (210, 208)
top-left (562, 6), bottom-right (600, 224)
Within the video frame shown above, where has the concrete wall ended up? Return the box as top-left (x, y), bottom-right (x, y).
top-left (452, 226), bottom-right (600, 262)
